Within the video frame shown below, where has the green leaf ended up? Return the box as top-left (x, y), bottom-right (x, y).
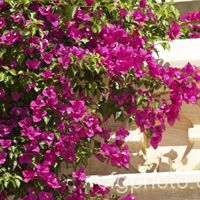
top-left (155, 99), bottom-right (160, 108)
top-left (148, 128), bottom-right (153, 138)
top-left (0, 72), bottom-right (5, 82)
top-left (44, 115), bottom-right (51, 125)
top-left (39, 141), bottom-right (46, 149)
top-left (115, 111), bottom-right (124, 121)
top-left (136, 95), bottom-right (143, 106)
top-left (4, 75), bottom-right (12, 85)
top-left (17, 54), bottom-right (25, 65)
top-left (9, 152), bottom-right (14, 159)
top-left (55, 131), bottom-right (61, 140)
top-left (64, 5), bottom-right (78, 21)
top-left (4, 180), bottom-right (9, 188)
top-left (9, 69), bottom-right (17, 76)
top-left (14, 175), bottom-right (22, 181)
top-left (91, 82), bottom-right (97, 94)
top-left (2, 66), bottom-right (9, 71)
top-left (94, 66), bottom-right (101, 74)
top-left (92, 23), bottom-right (101, 33)
top-left (18, 0), bottom-right (32, 4)
top-left (81, 38), bottom-right (89, 44)
top-left (0, 48), bottom-right (6, 57)
top-left (31, 26), bottom-right (37, 36)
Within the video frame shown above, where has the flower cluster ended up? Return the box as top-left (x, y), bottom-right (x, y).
top-left (0, 0), bottom-right (199, 199)
top-left (179, 11), bottom-right (200, 38)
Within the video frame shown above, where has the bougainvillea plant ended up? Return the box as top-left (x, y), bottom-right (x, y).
top-left (0, 0), bottom-right (200, 199)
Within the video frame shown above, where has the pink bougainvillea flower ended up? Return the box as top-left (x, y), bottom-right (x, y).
top-left (36, 163), bottom-right (50, 176)
top-left (150, 133), bottom-right (162, 149)
top-left (180, 11), bottom-right (200, 22)
top-left (119, 8), bottom-right (127, 18)
top-left (120, 194), bottom-right (137, 200)
top-left (76, 9), bottom-right (91, 21)
top-left (56, 102), bottom-right (67, 115)
top-left (111, 145), bottom-right (130, 168)
top-left (0, 124), bottom-right (11, 137)
top-left (0, 17), bottom-right (6, 29)
top-left (45, 173), bottom-right (61, 189)
top-left (132, 8), bottom-right (148, 22)
top-left (67, 100), bottom-right (86, 122)
top-left (11, 13), bottom-right (24, 23)
top-left (32, 109), bottom-right (47, 123)
top-left (26, 60), bottom-right (41, 70)
top-left (99, 143), bottom-right (130, 168)
top-left (38, 6), bottom-right (52, 16)
top-left (57, 55), bottom-right (70, 69)
top-left (83, 114), bottom-right (99, 128)
top-left (42, 132), bottom-right (55, 146)
top-left (0, 151), bottom-right (7, 164)
top-left (1, 30), bottom-right (20, 45)
top-left (167, 21), bottom-right (181, 40)
top-left (30, 95), bottom-right (45, 110)
top-left (182, 62), bottom-right (197, 74)
top-left (55, 140), bottom-right (76, 161)
top-left (45, 98), bottom-right (58, 109)
top-left (99, 128), bottom-right (111, 140)
top-left (0, 0), bottom-right (6, 7)
top-left (72, 167), bottom-right (86, 182)
top-left (39, 69), bottom-right (53, 80)
top-left (24, 141), bottom-right (40, 153)
top-left (150, 125), bottom-right (165, 149)
top-left (189, 32), bottom-right (200, 38)
top-left (115, 127), bottom-right (129, 144)
top-left (21, 126), bottom-right (42, 140)
top-left (11, 91), bottom-right (23, 101)
top-left (8, 60), bottom-right (18, 68)
top-left (42, 85), bottom-right (57, 99)
top-left (139, 0), bottom-right (147, 8)
top-left (83, 114), bottom-right (102, 137)
top-left (0, 139), bottom-right (12, 149)
top-left (44, 150), bottom-right (56, 165)
top-left (22, 168), bottom-right (35, 183)
top-left (85, 0), bottom-right (94, 6)
top-left (18, 118), bottom-right (32, 128)
top-left (38, 192), bottom-right (54, 200)
top-left (19, 153), bottom-right (33, 165)
top-left (19, 188), bottom-right (38, 200)
top-left (41, 52), bottom-right (53, 64)
top-left (47, 13), bottom-right (60, 27)
top-left (146, 8), bottom-right (157, 21)
top-left (90, 184), bottom-right (110, 197)
top-left (28, 1), bottom-right (40, 11)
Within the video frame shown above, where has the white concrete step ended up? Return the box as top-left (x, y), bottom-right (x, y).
top-left (154, 38), bottom-right (200, 68)
top-left (87, 171), bottom-right (200, 186)
top-left (87, 171), bottom-right (200, 200)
